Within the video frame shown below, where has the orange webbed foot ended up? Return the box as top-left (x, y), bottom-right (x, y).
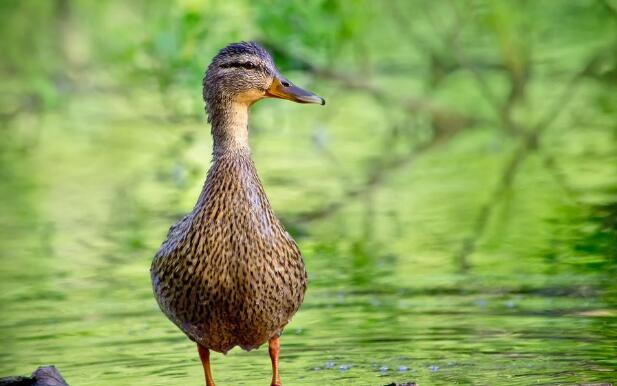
top-left (198, 344), bottom-right (216, 386)
top-left (269, 336), bottom-right (282, 386)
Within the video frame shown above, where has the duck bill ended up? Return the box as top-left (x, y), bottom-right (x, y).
top-left (265, 77), bottom-right (325, 105)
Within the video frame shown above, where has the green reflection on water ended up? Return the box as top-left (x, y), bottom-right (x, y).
top-left (0, 91), bottom-right (615, 386)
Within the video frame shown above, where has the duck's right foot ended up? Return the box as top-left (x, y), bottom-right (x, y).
top-left (197, 344), bottom-right (216, 386)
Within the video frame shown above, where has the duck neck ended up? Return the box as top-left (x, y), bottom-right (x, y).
top-left (209, 100), bottom-right (251, 156)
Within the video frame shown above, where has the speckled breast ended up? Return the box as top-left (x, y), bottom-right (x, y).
top-left (151, 150), bottom-right (307, 353)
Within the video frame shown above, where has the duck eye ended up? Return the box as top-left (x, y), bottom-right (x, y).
top-left (220, 61), bottom-right (258, 70)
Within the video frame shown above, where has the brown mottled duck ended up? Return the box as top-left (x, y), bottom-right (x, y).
top-left (150, 42), bottom-right (325, 386)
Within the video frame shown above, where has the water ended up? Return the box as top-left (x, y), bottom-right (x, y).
top-left (0, 92), bottom-right (615, 385)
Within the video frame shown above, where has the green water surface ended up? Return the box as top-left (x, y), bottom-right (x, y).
top-left (0, 86), bottom-right (616, 385)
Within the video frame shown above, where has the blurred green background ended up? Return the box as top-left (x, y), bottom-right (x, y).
top-left (1, 1), bottom-right (616, 385)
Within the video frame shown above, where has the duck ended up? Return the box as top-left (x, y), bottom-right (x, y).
top-left (150, 41), bottom-right (325, 386)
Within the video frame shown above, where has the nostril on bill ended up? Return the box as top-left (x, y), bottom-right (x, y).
top-left (281, 81), bottom-right (290, 87)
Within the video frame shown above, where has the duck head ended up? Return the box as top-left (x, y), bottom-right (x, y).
top-left (203, 42), bottom-right (324, 147)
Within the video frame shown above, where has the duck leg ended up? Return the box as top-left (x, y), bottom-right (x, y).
top-left (197, 344), bottom-right (216, 386)
top-left (268, 336), bottom-right (282, 386)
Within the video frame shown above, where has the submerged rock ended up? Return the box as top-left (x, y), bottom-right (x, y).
top-left (383, 383), bottom-right (416, 386)
top-left (0, 366), bottom-right (69, 386)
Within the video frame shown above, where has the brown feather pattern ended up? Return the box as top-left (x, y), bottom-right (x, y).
top-left (151, 147), bottom-right (307, 354)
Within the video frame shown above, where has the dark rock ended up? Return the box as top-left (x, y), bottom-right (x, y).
top-left (0, 376), bottom-right (32, 386)
top-left (383, 383), bottom-right (417, 386)
top-left (0, 366), bottom-right (69, 386)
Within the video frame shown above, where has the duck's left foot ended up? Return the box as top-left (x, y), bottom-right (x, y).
top-left (269, 336), bottom-right (282, 386)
